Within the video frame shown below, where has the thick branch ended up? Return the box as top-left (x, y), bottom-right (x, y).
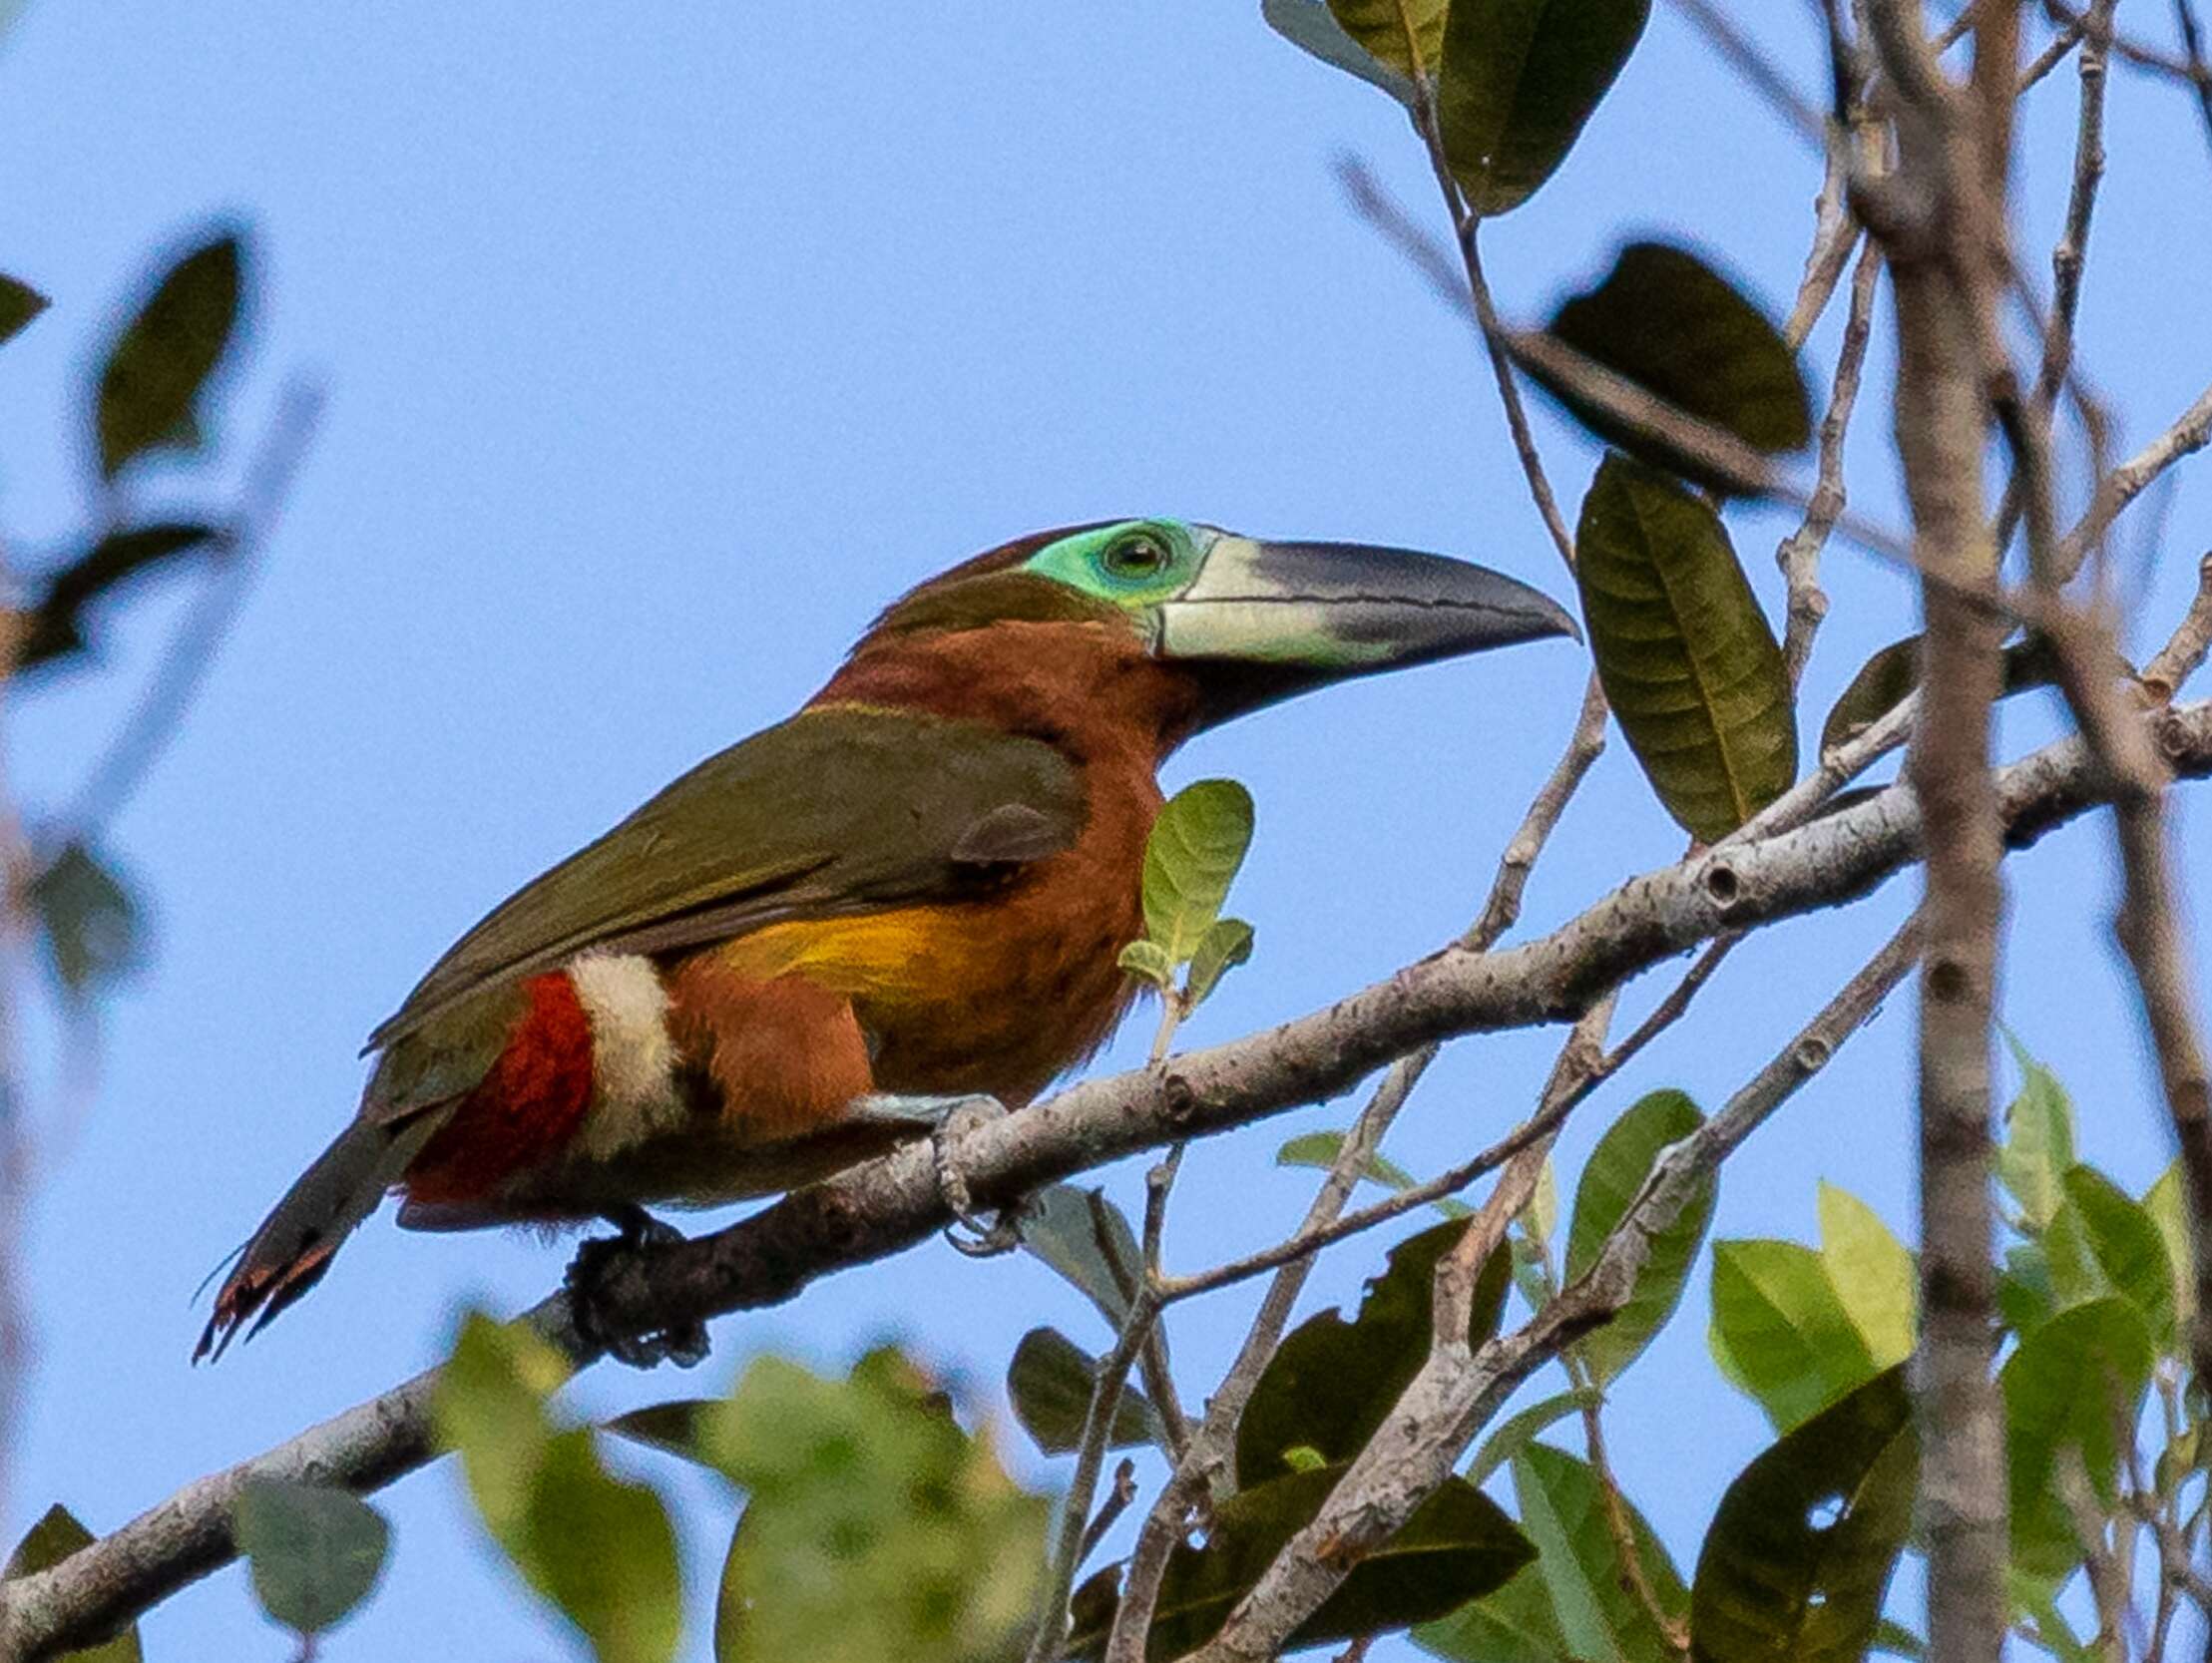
top-left (4, 704), bottom-right (2212, 1658)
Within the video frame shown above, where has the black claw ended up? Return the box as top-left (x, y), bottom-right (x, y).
top-left (564, 1212), bottom-right (711, 1370)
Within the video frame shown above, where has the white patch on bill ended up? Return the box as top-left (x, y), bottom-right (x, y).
top-left (568, 953), bottom-right (683, 1159)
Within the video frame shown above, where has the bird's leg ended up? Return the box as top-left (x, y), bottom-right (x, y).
top-left (563, 1204), bottom-right (711, 1371)
top-left (849, 1091), bottom-right (1023, 1256)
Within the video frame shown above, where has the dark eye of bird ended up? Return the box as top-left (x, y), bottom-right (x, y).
top-left (1104, 533), bottom-right (1168, 579)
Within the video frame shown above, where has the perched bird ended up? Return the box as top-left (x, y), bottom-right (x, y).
top-left (200, 520), bottom-right (1573, 1362)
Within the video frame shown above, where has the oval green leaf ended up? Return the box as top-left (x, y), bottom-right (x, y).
top-left (1005, 1327), bottom-right (1160, 1455)
top-left (1689, 1367), bottom-right (1917, 1663)
top-left (232, 1477), bottom-right (391, 1637)
top-left (1183, 916), bottom-right (1254, 1008)
top-left (1562, 1087), bottom-right (1715, 1385)
top-left (2057, 1164), bottom-right (2176, 1348)
top-left (525, 1430), bottom-right (682, 1663)
top-left (1067, 1466), bottom-right (1534, 1659)
top-left (1815, 1182), bottom-right (1917, 1367)
top-left (1439, 0), bottom-right (1651, 215)
top-left (96, 229), bottom-right (242, 477)
top-left (1575, 454), bottom-right (1797, 841)
top-left (1141, 779), bottom-right (1254, 964)
top-left (1708, 1240), bottom-right (1878, 1433)
top-left (2000, 1296), bottom-right (2154, 1578)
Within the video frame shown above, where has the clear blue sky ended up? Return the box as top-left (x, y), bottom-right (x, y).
top-left (4, 4), bottom-right (2208, 1657)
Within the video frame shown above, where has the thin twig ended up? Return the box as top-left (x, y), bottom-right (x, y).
top-left (2140, 552), bottom-right (2212, 703)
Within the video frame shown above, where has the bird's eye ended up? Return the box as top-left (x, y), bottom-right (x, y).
top-left (1102, 532), bottom-right (1170, 581)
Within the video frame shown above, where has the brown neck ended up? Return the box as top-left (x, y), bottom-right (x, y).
top-left (807, 620), bottom-right (1204, 770)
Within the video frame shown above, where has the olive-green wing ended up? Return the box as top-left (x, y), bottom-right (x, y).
top-left (364, 706), bottom-right (1086, 1053)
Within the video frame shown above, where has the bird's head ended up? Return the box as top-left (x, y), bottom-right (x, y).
top-left (850, 519), bottom-right (1577, 735)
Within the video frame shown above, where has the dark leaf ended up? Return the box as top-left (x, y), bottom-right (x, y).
top-left (2001, 1296), bottom-right (2155, 1578)
top-left (1689, 1366), bottom-right (1917, 1662)
top-left (1532, 243), bottom-right (1810, 476)
top-left (0, 274), bottom-right (48, 347)
top-left (1997, 1242), bottom-right (2057, 1339)
top-left (1562, 1087), bottom-right (1714, 1383)
top-left (1262, 0), bottom-right (1418, 100)
top-left (1018, 1184), bottom-right (1143, 1328)
top-left (19, 522), bottom-right (223, 672)
top-left (96, 230), bottom-right (243, 477)
top-left (1238, 1219), bottom-right (1510, 1485)
top-left (1066, 1466), bottom-right (1534, 1659)
top-left (604, 1399), bottom-right (719, 1464)
top-left (1819, 634), bottom-right (2062, 755)
top-left (28, 842), bottom-right (143, 1000)
top-left (231, 1477), bottom-right (391, 1637)
top-left (1438, 0), bottom-right (1651, 214)
top-left (1006, 1328), bottom-right (1160, 1455)
top-left (3, 1505), bottom-right (143, 1663)
top-left (1411, 1563), bottom-right (1566, 1663)
top-left (1508, 1443), bottom-right (1687, 1656)
top-left (1319, 0), bottom-right (1444, 78)
top-left (1575, 454), bottom-right (1796, 840)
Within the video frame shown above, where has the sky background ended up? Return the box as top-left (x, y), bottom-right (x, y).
top-left (3, 3), bottom-right (2209, 1658)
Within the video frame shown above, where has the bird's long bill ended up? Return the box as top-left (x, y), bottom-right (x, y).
top-left (1156, 537), bottom-right (1579, 725)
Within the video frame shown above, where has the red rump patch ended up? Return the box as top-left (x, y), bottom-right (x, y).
top-left (403, 972), bottom-right (596, 1204)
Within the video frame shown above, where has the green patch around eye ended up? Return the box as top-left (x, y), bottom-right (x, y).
top-left (1023, 519), bottom-right (1200, 606)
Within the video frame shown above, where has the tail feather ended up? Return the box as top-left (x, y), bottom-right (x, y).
top-left (197, 1110), bottom-right (445, 1362)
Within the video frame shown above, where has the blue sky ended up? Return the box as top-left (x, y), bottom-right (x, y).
top-left (4, 3), bottom-right (2209, 1658)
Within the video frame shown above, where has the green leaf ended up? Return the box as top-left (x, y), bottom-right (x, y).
top-left (1262, 0), bottom-right (1418, 101)
top-left (1509, 1443), bottom-right (1687, 1659)
top-left (96, 229), bottom-right (243, 477)
top-left (1183, 916), bottom-right (1254, 1009)
top-left (1563, 1087), bottom-right (1714, 1384)
top-left (1533, 242), bottom-right (1811, 477)
top-left (524, 1430), bottom-right (682, 1663)
top-left (603, 1399), bottom-right (719, 1464)
top-left (1465, 1388), bottom-right (1602, 1487)
top-left (433, 1312), bottom-right (570, 1535)
top-left (3, 1505), bottom-right (143, 1663)
top-left (1005, 1327), bottom-right (1160, 1455)
top-left (1140, 779), bottom-right (1254, 964)
top-left (2143, 1160), bottom-right (2196, 1339)
top-left (1115, 939), bottom-right (1175, 990)
top-left (711, 1350), bottom-right (1049, 1663)
top-left (1275, 1129), bottom-right (1472, 1219)
top-left (231, 1477), bottom-right (390, 1637)
top-left (1998, 1241), bottom-right (2057, 1338)
top-left (1067, 1466), bottom-right (1534, 1659)
top-left (1524, 1157), bottom-right (1558, 1245)
top-left (1999, 1296), bottom-right (2155, 1579)
top-left (19, 521), bottom-right (223, 672)
top-left (1709, 1240), bottom-right (1878, 1432)
top-left (2008, 1569), bottom-right (2094, 1662)
top-left (1997, 1035), bottom-right (2075, 1231)
top-left (1816, 1182), bottom-right (1916, 1367)
top-left (1688, 1366), bottom-right (1917, 1662)
top-left (1016, 1183), bottom-right (1141, 1327)
top-left (1818, 634), bottom-right (2060, 757)
top-left (1318, 0), bottom-right (1444, 77)
top-left (2055, 1165), bottom-right (2175, 1345)
top-left (1873, 1618), bottom-right (1927, 1659)
top-left (1238, 1219), bottom-right (1511, 1486)
top-left (28, 842), bottom-right (143, 1000)
top-left (0, 273), bottom-right (48, 347)
top-left (1411, 1564), bottom-right (1567, 1663)
top-left (1574, 454), bottom-right (1797, 841)
top-left (1438, 0), bottom-right (1652, 214)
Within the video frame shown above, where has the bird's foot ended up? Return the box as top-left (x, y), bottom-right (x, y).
top-left (850, 1091), bottom-right (1022, 1255)
top-left (563, 1205), bottom-right (710, 1370)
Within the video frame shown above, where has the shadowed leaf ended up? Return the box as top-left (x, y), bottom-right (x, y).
top-left (96, 230), bottom-right (243, 476)
top-left (1575, 455), bottom-right (1796, 840)
top-left (1689, 1366), bottom-right (1917, 1661)
top-left (1262, 0), bottom-right (1418, 99)
top-left (1184, 916), bottom-right (1254, 1008)
top-left (232, 1478), bottom-right (390, 1637)
top-left (604, 1399), bottom-right (718, 1464)
top-left (1412, 1561), bottom-right (1566, 1662)
top-left (1998, 1241), bottom-right (2057, 1339)
top-left (19, 522), bottom-right (224, 672)
top-left (1438, 0), bottom-right (1651, 214)
top-left (1816, 1182), bottom-right (1916, 1366)
top-left (1018, 1183), bottom-right (1142, 1327)
top-left (2053, 1165), bottom-right (2175, 1346)
top-left (1709, 1240), bottom-right (1878, 1432)
top-left (28, 842), bottom-right (143, 1001)
top-left (3, 1505), bottom-right (142, 1662)
top-left (2001, 1296), bottom-right (2154, 1578)
top-left (1819, 634), bottom-right (2062, 754)
top-left (1239, 1219), bottom-right (1510, 1486)
top-left (1140, 779), bottom-right (1254, 964)
top-left (1066, 1466), bottom-right (1534, 1659)
top-left (0, 273), bottom-right (47, 346)
top-left (1563, 1087), bottom-right (1713, 1384)
top-left (1530, 242), bottom-right (1810, 476)
top-left (1006, 1328), bottom-right (1160, 1455)
top-left (1466, 1389), bottom-right (1602, 1487)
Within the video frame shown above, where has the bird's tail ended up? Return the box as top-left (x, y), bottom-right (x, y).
top-left (197, 1110), bottom-right (444, 1362)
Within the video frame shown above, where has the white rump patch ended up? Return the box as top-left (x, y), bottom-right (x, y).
top-left (568, 953), bottom-right (683, 1159)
